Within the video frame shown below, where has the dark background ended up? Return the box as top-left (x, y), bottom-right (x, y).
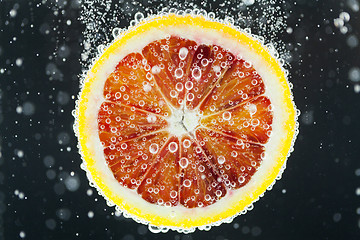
top-left (1, 0), bottom-right (360, 239)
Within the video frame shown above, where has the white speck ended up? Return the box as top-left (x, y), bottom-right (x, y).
top-left (356, 187), bottom-right (360, 196)
top-left (19, 231), bottom-right (25, 238)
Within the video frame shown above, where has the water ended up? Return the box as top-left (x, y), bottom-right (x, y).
top-left (0, 0), bottom-right (360, 239)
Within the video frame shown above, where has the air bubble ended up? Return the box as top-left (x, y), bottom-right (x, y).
top-left (183, 179), bottom-right (191, 187)
top-left (149, 143), bottom-right (159, 154)
top-left (170, 90), bottom-right (178, 98)
top-left (185, 81), bottom-right (193, 90)
top-left (168, 142), bottom-right (178, 153)
top-left (238, 176), bottom-right (245, 184)
top-left (179, 47), bottom-right (189, 60)
top-left (218, 156), bottom-right (226, 164)
top-left (174, 68), bottom-right (184, 78)
top-left (186, 93), bottom-right (195, 101)
top-left (170, 190), bottom-right (177, 198)
top-left (179, 157), bottom-right (189, 168)
top-left (151, 65), bottom-right (161, 74)
top-left (222, 111), bottom-right (231, 121)
top-left (121, 143), bottom-right (127, 150)
top-left (192, 67), bottom-right (202, 80)
top-left (134, 12), bottom-right (144, 23)
top-left (183, 139), bottom-right (191, 148)
top-left (175, 82), bottom-right (184, 91)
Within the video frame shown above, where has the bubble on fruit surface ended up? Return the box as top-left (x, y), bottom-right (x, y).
top-left (149, 143), bottom-right (159, 154)
top-left (179, 47), bottom-right (189, 60)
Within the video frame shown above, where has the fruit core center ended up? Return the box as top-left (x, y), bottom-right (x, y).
top-left (167, 108), bottom-right (200, 136)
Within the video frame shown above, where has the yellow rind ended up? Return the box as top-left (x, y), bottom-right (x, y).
top-left (76, 13), bottom-right (296, 229)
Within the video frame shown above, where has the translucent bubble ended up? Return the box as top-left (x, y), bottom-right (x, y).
top-left (183, 179), bottom-right (191, 187)
top-left (170, 190), bottom-right (177, 198)
top-left (183, 139), bottom-right (191, 148)
top-left (192, 67), bottom-right (201, 80)
top-left (112, 27), bottom-right (121, 38)
top-left (251, 119), bottom-right (260, 127)
top-left (22, 101), bottom-right (35, 116)
top-left (349, 67), bottom-right (360, 82)
top-left (218, 156), bottom-right (225, 164)
top-left (121, 143), bottom-right (128, 150)
top-left (151, 65), bottom-right (161, 74)
top-left (238, 176), bottom-right (245, 184)
top-left (179, 47), bottom-right (189, 60)
top-left (64, 175), bottom-right (80, 192)
top-left (222, 111), bottom-right (231, 121)
top-left (149, 143), bottom-right (159, 154)
top-left (186, 93), bottom-right (195, 101)
top-left (185, 81), bottom-right (193, 90)
top-left (147, 114), bottom-right (157, 123)
top-left (347, 35), bottom-right (359, 48)
top-left (168, 142), bottom-right (178, 153)
top-left (174, 68), bottom-right (184, 78)
top-left (170, 90), bottom-right (178, 98)
top-left (179, 157), bottom-right (189, 168)
top-left (43, 155), bottom-right (55, 168)
top-left (134, 12), bottom-right (144, 23)
top-left (175, 82), bottom-right (183, 91)
top-left (56, 208), bottom-right (71, 221)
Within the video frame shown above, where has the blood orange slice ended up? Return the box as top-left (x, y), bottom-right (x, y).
top-left (75, 13), bottom-right (298, 232)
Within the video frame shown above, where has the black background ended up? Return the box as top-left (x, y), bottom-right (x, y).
top-left (1, 0), bottom-right (360, 239)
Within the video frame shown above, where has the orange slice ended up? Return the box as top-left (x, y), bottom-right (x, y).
top-left (74, 13), bottom-right (298, 232)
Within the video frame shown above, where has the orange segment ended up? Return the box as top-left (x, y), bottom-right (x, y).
top-left (199, 59), bottom-right (265, 115)
top-left (104, 53), bottom-right (171, 116)
top-left (142, 36), bottom-right (197, 108)
top-left (137, 136), bottom-right (181, 207)
top-left (98, 102), bottom-right (168, 146)
top-left (196, 128), bottom-right (264, 189)
top-left (186, 45), bottom-right (234, 109)
top-left (200, 96), bottom-right (273, 144)
top-left (179, 135), bottom-right (226, 208)
top-left (104, 131), bottom-right (169, 189)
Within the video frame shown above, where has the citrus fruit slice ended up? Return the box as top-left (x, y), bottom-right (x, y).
top-left (74, 12), bottom-right (298, 232)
